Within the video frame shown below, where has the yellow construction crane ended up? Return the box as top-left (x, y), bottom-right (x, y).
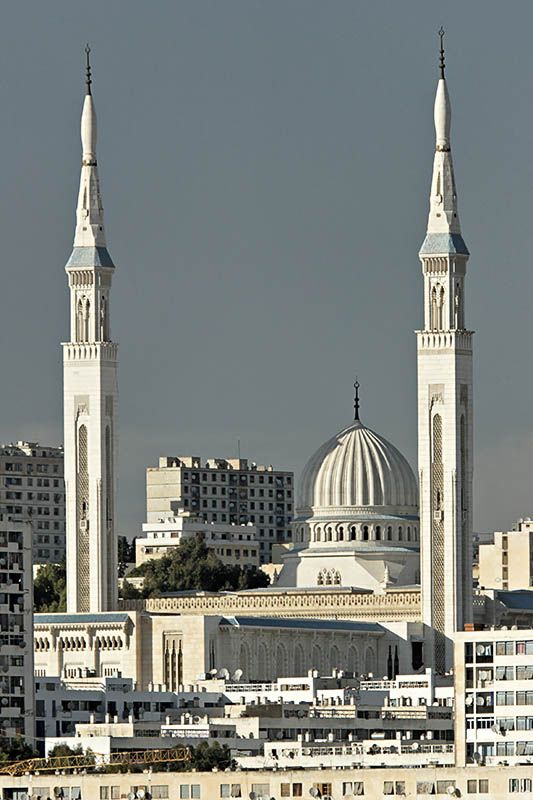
top-left (0, 746), bottom-right (190, 777)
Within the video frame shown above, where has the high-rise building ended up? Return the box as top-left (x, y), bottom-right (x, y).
top-left (417, 35), bottom-right (473, 673)
top-left (63, 50), bottom-right (118, 613)
top-left (0, 441), bottom-right (65, 564)
top-left (0, 514), bottom-right (34, 743)
top-left (146, 457), bottom-right (293, 562)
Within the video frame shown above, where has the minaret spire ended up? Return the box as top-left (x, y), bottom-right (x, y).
top-left (85, 44), bottom-right (92, 95)
top-left (74, 45), bottom-right (107, 249)
top-left (353, 378), bottom-right (360, 422)
top-left (438, 27), bottom-right (445, 79)
top-left (419, 30), bottom-right (468, 255)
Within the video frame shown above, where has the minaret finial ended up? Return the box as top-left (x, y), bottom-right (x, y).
top-left (353, 377), bottom-right (360, 421)
top-left (85, 44), bottom-right (92, 95)
top-left (438, 27), bottom-right (445, 79)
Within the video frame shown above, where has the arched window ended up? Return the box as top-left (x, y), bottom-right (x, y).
top-left (83, 298), bottom-right (91, 342)
top-left (100, 295), bottom-right (108, 340)
top-left (338, 526), bottom-right (344, 541)
top-left (326, 527), bottom-right (332, 542)
top-left (348, 646), bottom-right (359, 676)
top-left (398, 526), bottom-right (403, 541)
top-left (329, 645), bottom-right (340, 673)
top-left (76, 298), bottom-right (84, 341)
top-left (294, 644), bottom-right (304, 676)
top-left (257, 643), bottom-right (270, 682)
top-left (439, 285), bottom-right (445, 329)
top-left (315, 527), bottom-right (321, 542)
top-left (387, 526), bottom-right (392, 540)
top-left (239, 643), bottom-right (250, 680)
top-left (407, 526), bottom-right (411, 541)
top-left (365, 646), bottom-right (376, 676)
top-left (312, 645), bottom-right (322, 673)
top-left (431, 286), bottom-right (438, 329)
top-left (375, 525), bottom-right (381, 541)
top-left (363, 525), bottom-right (369, 541)
top-left (276, 644), bottom-right (288, 678)
top-left (350, 526), bottom-right (356, 541)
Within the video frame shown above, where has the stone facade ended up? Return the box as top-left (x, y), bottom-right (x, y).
top-left (63, 65), bottom-right (118, 614)
top-left (418, 66), bottom-right (473, 674)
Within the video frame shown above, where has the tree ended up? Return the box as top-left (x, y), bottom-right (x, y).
top-left (47, 743), bottom-right (84, 758)
top-left (117, 536), bottom-right (136, 577)
top-left (189, 741), bottom-right (234, 771)
top-left (34, 561), bottom-right (67, 612)
top-left (119, 578), bottom-right (142, 600)
top-left (131, 535), bottom-right (269, 597)
top-left (0, 736), bottom-right (39, 764)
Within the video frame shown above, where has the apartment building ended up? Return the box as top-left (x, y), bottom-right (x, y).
top-left (0, 441), bottom-right (65, 564)
top-left (136, 513), bottom-right (260, 568)
top-left (0, 514), bottom-right (34, 743)
top-left (455, 628), bottom-right (533, 767)
top-left (478, 519), bottom-right (533, 591)
top-left (146, 456), bottom-right (293, 562)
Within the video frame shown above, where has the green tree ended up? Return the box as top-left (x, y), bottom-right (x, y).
top-left (189, 741), bottom-right (234, 771)
top-left (34, 561), bottom-right (66, 612)
top-left (117, 536), bottom-right (136, 577)
top-left (119, 578), bottom-right (142, 600)
top-left (0, 736), bottom-right (39, 764)
top-left (131, 536), bottom-right (269, 597)
top-left (47, 743), bottom-right (84, 758)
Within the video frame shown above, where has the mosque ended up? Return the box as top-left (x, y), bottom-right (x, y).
top-left (34, 37), bottom-right (474, 684)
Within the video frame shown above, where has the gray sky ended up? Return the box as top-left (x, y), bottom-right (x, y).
top-left (1, 0), bottom-right (532, 536)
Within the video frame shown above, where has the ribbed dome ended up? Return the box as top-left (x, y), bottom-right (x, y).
top-left (297, 420), bottom-right (418, 514)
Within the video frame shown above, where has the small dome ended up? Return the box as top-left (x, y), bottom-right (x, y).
top-left (297, 419), bottom-right (418, 515)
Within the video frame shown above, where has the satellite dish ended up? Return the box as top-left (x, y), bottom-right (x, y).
top-left (128, 794), bottom-right (135, 800)
top-left (465, 696), bottom-right (474, 706)
top-left (232, 668), bottom-right (243, 681)
top-left (473, 752), bottom-right (481, 763)
top-left (447, 787), bottom-right (458, 796)
top-left (137, 791), bottom-right (146, 799)
top-left (218, 668), bottom-right (230, 680)
top-left (209, 669), bottom-right (218, 677)
top-left (476, 644), bottom-right (486, 656)
top-left (309, 789), bottom-right (320, 798)
top-left (249, 793), bottom-right (257, 800)
top-left (476, 696), bottom-right (485, 707)
top-left (411, 742), bottom-right (420, 751)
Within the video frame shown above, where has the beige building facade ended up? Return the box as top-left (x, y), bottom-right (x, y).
top-left (478, 519), bottom-right (533, 591)
top-left (2, 764), bottom-right (533, 800)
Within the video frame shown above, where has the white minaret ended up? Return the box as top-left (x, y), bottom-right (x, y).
top-left (64, 48), bottom-right (118, 613)
top-left (417, 31), bottom-right (473, 673)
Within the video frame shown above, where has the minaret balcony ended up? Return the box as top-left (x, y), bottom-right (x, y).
top-left (416, 329), bottom-right (473, 352)
top-left (62, 341), bottom-right (118, 361)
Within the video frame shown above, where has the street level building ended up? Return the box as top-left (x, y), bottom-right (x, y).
top-left (147, 457), bottom-right (293, 563)
top-left (0, 441), bottom-right (65, 564)
top-left (0, 514), bottom-right (34, 743)
top-left (136, 513), bottom-right (260, 568)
